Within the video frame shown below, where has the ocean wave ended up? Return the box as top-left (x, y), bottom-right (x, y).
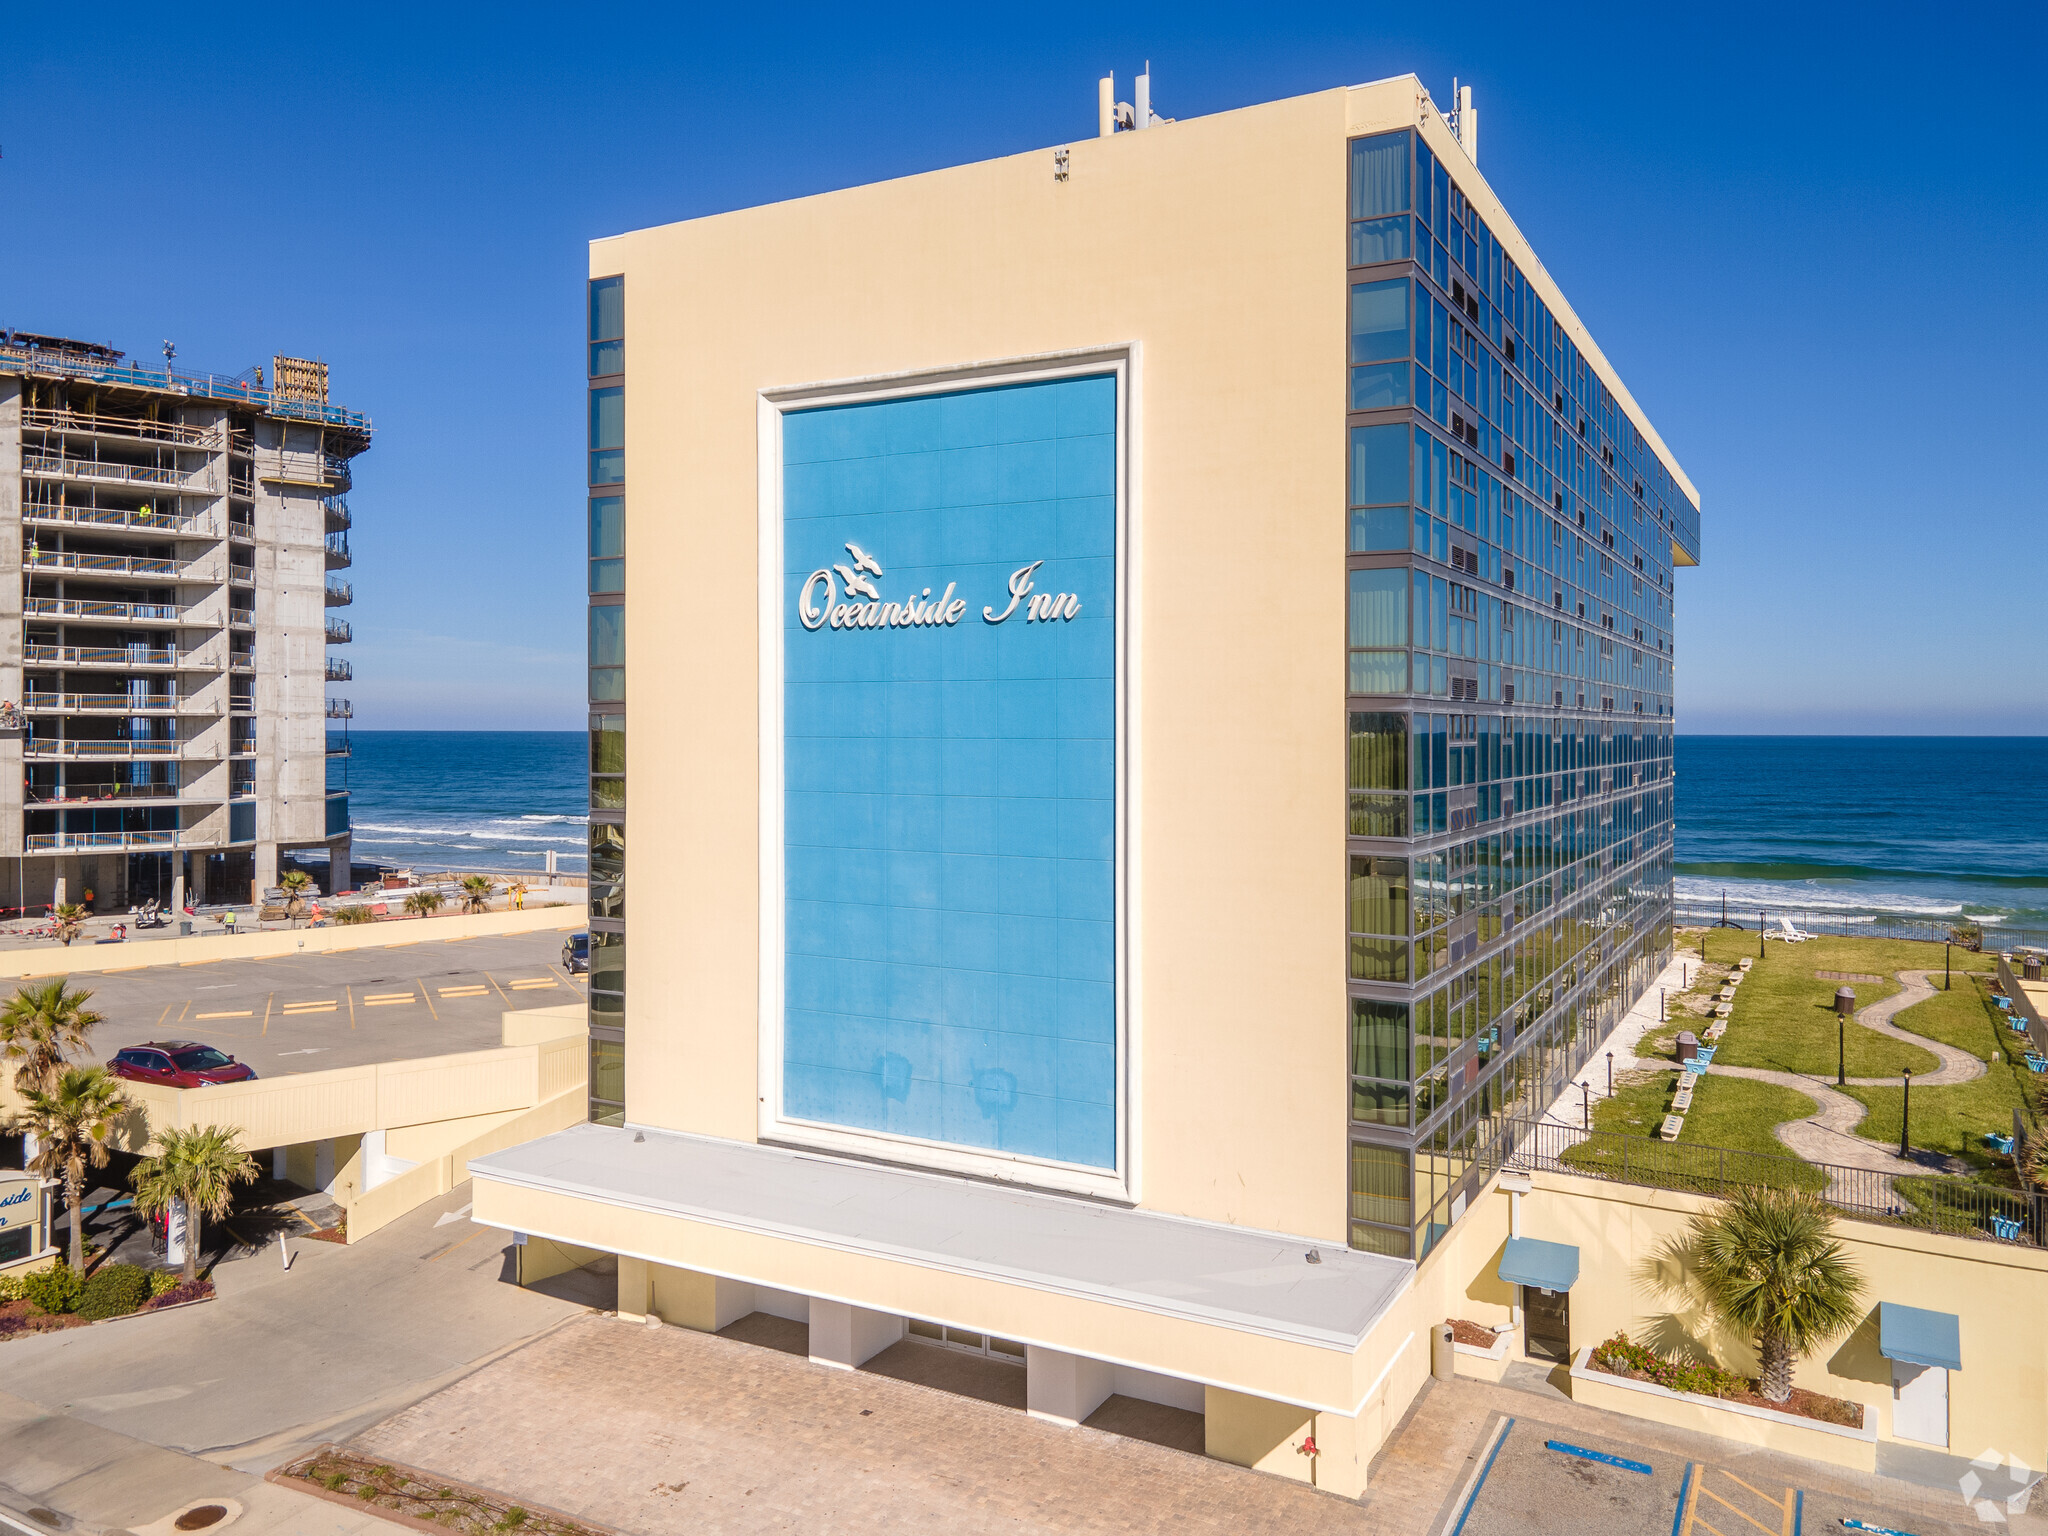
top-left (493, 814), bottom-right (588, 826)
top-left (350, 822), bottom-right (587, 844)
top-left (1675, 860), bottom-right (2048, 890)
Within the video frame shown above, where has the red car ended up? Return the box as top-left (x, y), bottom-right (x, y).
top-left (109, 1041), bottom-right (258, 1088)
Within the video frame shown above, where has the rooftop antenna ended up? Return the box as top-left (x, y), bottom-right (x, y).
top-left (161, 339), bottom-right (176, 374)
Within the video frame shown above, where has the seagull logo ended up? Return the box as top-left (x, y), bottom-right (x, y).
top-left (832, 542), bottom-right (883, 600)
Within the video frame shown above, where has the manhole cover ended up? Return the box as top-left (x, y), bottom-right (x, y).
top-left (175, 1507), bottom-right (228, 1531)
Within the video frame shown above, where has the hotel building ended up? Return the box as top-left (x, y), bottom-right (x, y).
top-left (473, 74), bottom-right (1710, 1491)
top-left (0, 334), bottom-right (364, 908)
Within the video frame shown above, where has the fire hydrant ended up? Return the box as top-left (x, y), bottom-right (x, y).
top-left (1297, 1434), bottom-right (1319, 1459)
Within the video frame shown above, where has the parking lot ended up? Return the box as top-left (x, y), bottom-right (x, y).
top-left (65, 928), bottom-right (585, 1077)
top-left (1439, 1405), bottom-right (2003, 1536)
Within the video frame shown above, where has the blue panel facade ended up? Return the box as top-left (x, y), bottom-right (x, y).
top-left (782, 375), bottom-right (1117, 1169)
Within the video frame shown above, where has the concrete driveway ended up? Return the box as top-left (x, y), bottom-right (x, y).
top-left (0, 1179), bottom-right (592, 1471)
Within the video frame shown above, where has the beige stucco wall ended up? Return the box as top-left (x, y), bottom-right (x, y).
top-left (605, 83), bottom-right (1362, 1237)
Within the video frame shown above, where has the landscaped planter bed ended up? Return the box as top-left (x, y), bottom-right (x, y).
top-left (1568, 1346), bottom-right (1876, 1471)
top-left (1449, 1318), bottom-right (1515, 1381)
top-left (0, 1278), bottom-right (213, 1342)
top-left (276, 1448), bottom-right (612, 1536)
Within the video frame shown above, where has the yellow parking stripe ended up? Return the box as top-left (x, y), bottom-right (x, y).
top-left (194, 1009), bottom-right (252, 1019)
top-left (438, 985), bottom-right (488, 998)
top-left (282, 1001), bottom-right (338, 1014)
top-left (508, 978), bottom-right (558, 990)
top-left (363, 994), bottom-right (415, 1007)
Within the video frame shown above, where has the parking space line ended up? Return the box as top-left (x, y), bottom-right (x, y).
top-left (419, 979), bottom-right (439, 1020)
top-left (1444, 1415), bottom-right (1513, 1536)
top-left (262, 991), bottom-right (273, 1037)
top-left (194, 1009), bottom-right (252, 1020)
top-left (508, 977), bottom-right (558, 991)
top-left (156, 1003), bottom-right (171, 1028)
top-left (439, 985), bottom-right (488, 998)
top-left (347, 985), bottom-right (356, 1031)
top-left (1672, 1464), bottom-right (1696, 1536)
top-left (363, 994), bottom-right (415, 1007)
top-left (282, 1000), bottom-right (338, 1014)
top-left (484, 970), bottom-right (510, 1003)
top-left (178, 999), bottom-right (191, 1022)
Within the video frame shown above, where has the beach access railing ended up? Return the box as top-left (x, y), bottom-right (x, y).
top-left (1680, 902), bottom-right (2045, 953)
top-left (1503, 1116), bottom-right (2042, 1249)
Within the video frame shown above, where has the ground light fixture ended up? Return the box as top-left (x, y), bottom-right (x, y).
top-left (1835, 986), bottom-right (1855, 1087)
top-left (1759, 912), bottom-right (1767, 960)
top-left (1901, 1068), bottom-right (1913, 1158)
top-left (1606, 1052), bottom-right (1613, 1094)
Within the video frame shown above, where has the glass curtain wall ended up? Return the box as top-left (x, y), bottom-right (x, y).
top-left (1343, 130), bottom-right (1695, 1260)
top-left (587, 275), bottom-right (626, 1124)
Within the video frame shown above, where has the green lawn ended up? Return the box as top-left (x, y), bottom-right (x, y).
top-left (1685, 929), bottom-right (1993, 979)
top-left (1709, 937), bottom-right (1943, 1079)
top-left (1575, 1067), bottom-right (1824, 1191)
top-left (1889, 973), bottom-right (2011, 1061)
top-left (1844, 976), bottom-right (2041, 1172)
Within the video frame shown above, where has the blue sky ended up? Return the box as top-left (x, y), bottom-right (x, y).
top-left (3, 2), bottom-right (2041, 732)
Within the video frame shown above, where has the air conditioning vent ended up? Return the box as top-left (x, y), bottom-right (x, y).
top-left (1502, 450), bottom-right (1515, 476)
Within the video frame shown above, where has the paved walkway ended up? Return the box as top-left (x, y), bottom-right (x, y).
top-left (1536, 954), bottom-right (1692, 1129)
top-left (352, 1311), bottom-right (1377, 1535)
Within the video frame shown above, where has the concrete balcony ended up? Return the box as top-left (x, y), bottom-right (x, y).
top-left (24, 596), bottom-right (196, 626)
top-left (21, 453), bottom-right (211, 492)
top-left (21, 406), bottom-right (221, 450)
top-left (324, 579), bottom-right (353, 606)
top-left (23, 644), bottom-right (219, 671)
top-left (327, 699), bottom-right (353, 720)
top-left (325, 657), bottom-right (352, 681)
top-left (325, 531), bottom-right (351, 569)
top-left (24, 504), bottom-right (216, 536)
top-left (325, 619), bottom-right (352, 644)
top-left (24, 739), bottom-right (184, 760)
top-left (24, 550), bottom-right (221, 583)
top-left (25, 830), bottom-right (183, 852)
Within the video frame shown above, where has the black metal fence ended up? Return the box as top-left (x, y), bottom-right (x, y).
top-left (1503, 1116), bottom-right (2041, 1248)
top-left (1675, 902), bottom-right (2048, 954)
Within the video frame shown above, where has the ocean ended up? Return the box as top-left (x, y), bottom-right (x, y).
top-left (1674, 736), bottom-right (2048, 937)
top-left (336, 731), bottom-right (2048, 934)
top-left (342, 731), bottom-right (588, 876)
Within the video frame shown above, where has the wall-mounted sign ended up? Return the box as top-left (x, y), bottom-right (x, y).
top-left (797, 545), bottom-right (1082, 632)
top-left (0, 1181), bottom-right (32, 1228)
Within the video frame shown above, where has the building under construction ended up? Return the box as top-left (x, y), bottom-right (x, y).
top-left (0, 331), bottom-right (368, 913)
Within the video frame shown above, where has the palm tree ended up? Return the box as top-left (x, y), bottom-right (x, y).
top-left (278, 869), bottom-right (314, 923)
top-left (1688, 1185), bottom-right (1865, 1403)
top-left (458, 875), bottom-right (494, 915)
top-left (50, 902), bottom-right (86, 947)
top-left (403, 889), bottom-right (444, 917)
top-left (23, 1066), bottom-right (132, 1271)
top-left (131, 1124), bottom-right (259, 1285)
top-left (0, 978), bottom-right (105, 1096)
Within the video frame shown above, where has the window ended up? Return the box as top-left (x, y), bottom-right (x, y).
top-left (1348, 710), bottom-right (1408, 835)
top-left (1349, 279), bottom-right (1410, 412)
top-left (589, 275), bottom-right (624, 376)
top-left (1348, 568), bottom-right (1408, 694)
top-left (589, 821), bottom-right (624, 920)
top-left (588, 387), bottom-right (624, 486)
top-left (589, 495), bottom-right (624, 594)
top-left (1350, 1142), bottom-right (1412, 1253)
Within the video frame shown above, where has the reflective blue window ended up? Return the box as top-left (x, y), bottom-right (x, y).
top-left (588, 604), bottom-right (624, 667)
top-left (1348, 132), bottom-right (1410, 218)
top-left (1349, 423), bottom-right (1408, 508)
top-left (588, 275), bottom-right (624, 342)
top-left (589, 386), bottom-right (624, 485)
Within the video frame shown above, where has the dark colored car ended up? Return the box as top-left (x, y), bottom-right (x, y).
top-left (109, 1041), bottom-right (258, 1088)
top-left (563, 931), bottom-right (590, 974)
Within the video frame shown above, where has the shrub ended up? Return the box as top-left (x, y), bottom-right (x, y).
top-left (1590, 1332), bottom-right (1748, 1399)
top-left (76, 1262), bottom-right (151, 1319)
top-left (146, 1269), bottom-right (179, 1299)
top-left (0, 1273), bottom-right (24, 1304)
top-left (22, 1263), bottom-right (83, 1315)
top-left (144, 1278), bottom-right (213, 1309)
top-left (331, 904), bottom-right (375, 925)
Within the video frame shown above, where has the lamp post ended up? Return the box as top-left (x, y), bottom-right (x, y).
top-left (1759, 911), bottom-right (1766, 960)
top-left (1660, 987), bottom-right (1666, 1022)
top-left (1835, 986), bottom-right (1855, 1087)
top-left (1900, 1068), bottom-right (1912, 1159)
top-left (1945, 941), bottom-right (1951, 992)
top-left (1580, 1082), bottom-right (1591, 1130)
top-left (1606, 1051), bottom-right (1614, 1095)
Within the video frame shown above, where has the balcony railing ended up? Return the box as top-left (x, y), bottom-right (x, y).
top-left (325, 658), bottom-right (352, 681)
top-left (228, 518), bottom-right (254, 540)
top-left (322, 494), bottom-right (352, 530)
top-left (324, 579), bottom-right (353, 606)
top-left (23, 550), bottom-right (219, 582)
top-left (21, 406), bottom-right (220, 448)
top-left (21, 453), bottom-right (193, 489)
top-left (25, 830), bottom-right (182, 852)
top-left (326, 699), bottom-right (353, 720)
top-left (230, 654), bottom-right (256, 672)
top-left (23, 644), bottom-right (213, 669)
top-left (325, 619), bottom-right (352, 644)
top-left (23, 504), bottom-right (211, 535)
top-left (24, 693), bottom-right (180, 713)
top-left (0, 345), bottom-right (372, 435)
top-left (25, 739), bottom-right (181, 759)
top-left (28, 783), bottom-right (183, 805)
top-left (229, 608), bottom-right (255, 628)
top-left (25, 597), bottom-right (188, 623)
top-left (325, 530), bottom-right (351, 569)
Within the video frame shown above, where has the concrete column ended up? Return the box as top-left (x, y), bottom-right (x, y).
top-left (1025, 1345), bottom-right (1115, 1427)
top-left (807, 1298), bottom-right (903, 1370)
top-left (616, 1255), bottom-right (652, 1322)
top-left (190, 855), bottom-right (209, 906)
top-left (165, 1198), bottom-right (189, 1267)
top-left (171, 873), bottom-right (185, 918)
top-left (649, 1263), bottom-right (754, 1331)
top-left (255, 840), bottom-right (278, 899)
top-left (313, 1137), bottom-right (335, 1191)
top-left (326, 833), bottom-right (351, 894)
top-left (271, 1146), bottom-right (287, 1180)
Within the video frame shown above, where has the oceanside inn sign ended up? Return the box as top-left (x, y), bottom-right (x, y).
top-left (797, 543), bottom-right (1081, 632)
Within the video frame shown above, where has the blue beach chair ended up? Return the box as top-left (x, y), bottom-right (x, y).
top-left (1990, 1213), bottom-right (2024, 1241)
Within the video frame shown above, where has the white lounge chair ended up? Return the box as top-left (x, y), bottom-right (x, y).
top-left (1777, 916), bottom-right (1812, 943)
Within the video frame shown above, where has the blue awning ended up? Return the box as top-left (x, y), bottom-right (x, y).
top-left (1499, 1236), bottom-right (1580, 1293)
top-left (1880, 1303), bottom-right (1961, 1372)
